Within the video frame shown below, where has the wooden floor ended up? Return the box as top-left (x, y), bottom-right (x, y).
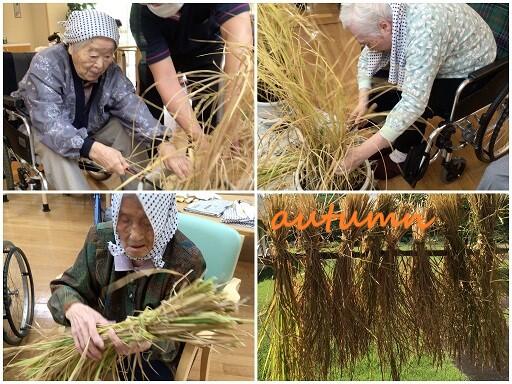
top-left (3, 193), bottom-right (254, 381)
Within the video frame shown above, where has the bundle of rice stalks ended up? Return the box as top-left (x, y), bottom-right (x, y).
top-left (4, 279), bottom-right (248, 381)
top-left (370, 197), bottom-right (413, 380)
top-left (331, 194), bottom-right (372, 374)
top-left (294, 195), bottom-right (332, 379)
top-left (429, 195), bottom-right (477, 363)
top-left (124, 42), bottom-right (254, 190)
top-left (257, 4), bottom-right (368, 190)
top-left (259, 195), bottom-right (302, 380)
top-left (408, 203), bottom-right (443, 365)
top-left (466, 194), bottom-right (508, 371)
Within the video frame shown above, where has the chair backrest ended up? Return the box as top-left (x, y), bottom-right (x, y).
top-left (450, 57), bottom-right (508, 122)
top-left (3, 51), bottom-right (35, 95)
top-left (469, 3), bottom-right (509, 59)
top-left (177, 213), bottom-right (243, 284)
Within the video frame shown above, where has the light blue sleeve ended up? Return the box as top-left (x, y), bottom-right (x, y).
top-left (379, 12), bottom-right (449, 142)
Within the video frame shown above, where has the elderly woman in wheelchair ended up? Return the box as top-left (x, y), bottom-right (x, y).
top-left (337, 3), bottom-right (508, 186)
top-left (9, 10), bottom-right (190, 190)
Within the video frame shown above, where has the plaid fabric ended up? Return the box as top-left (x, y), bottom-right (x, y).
top-left (48, 222), bottom-right (205, 365)
top-left (468, 3), bottom-right (509, 58)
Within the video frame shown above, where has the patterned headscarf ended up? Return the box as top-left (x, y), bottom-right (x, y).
top-left (108, 193), bottom-right (178, 269)
top-left (62, 10), bottom-right (120, 47)
top-left (365, 3), bottom-right (408, 86)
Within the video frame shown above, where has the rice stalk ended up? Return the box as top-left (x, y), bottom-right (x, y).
top-left (4, 279), bottom-right (248, 381)
top-left (466, 194), bottom-right (508, 371)
top-left (331, 194), bottom-right (372, 375)
top-left (124, 42), bottom-right (253, 190)
top-left (408, 202), bottom-right (443, 366)
top-left (258, 195), bottom-right (302, 380)
top-left (294, 195), bottom-right (332, 379)
top-left (257, 4), bottom-right (368, 190)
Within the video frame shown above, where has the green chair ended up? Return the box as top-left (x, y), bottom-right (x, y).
top-left (175, 212), bottom-right (244, 380)
top-left (176, 212), bottom-right (244, 284)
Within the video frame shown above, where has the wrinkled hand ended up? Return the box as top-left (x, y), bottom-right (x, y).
top-left (350, 100), bottom-right (368, 125)
top-left (335, 147), bottom-right (364, 175)
top-left (189, 126), bottom-right (206, 143)
top-left (89, 142), bottom-right (129, 175)
top-left (65, 302), bottom-right (110, 361)
top-left (106, 329), bottom-right (151, 356)
top-left (158, 142), bottom-right (191, 180)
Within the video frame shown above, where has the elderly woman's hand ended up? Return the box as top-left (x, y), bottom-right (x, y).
top-left (106, 329), bottom-right (151, 356)
top-left (65, 302), bottom-right (111, 361)
top-left (158, 142), bottom-right (191, 180)
top-left (89, 142), bottom-right (129, 175)
top-left (335, 147), bottom-right (365, 174)
top-left (349, 89), bottom-right (370, 126)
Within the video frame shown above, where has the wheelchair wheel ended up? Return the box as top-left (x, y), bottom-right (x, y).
top-left (3, 242), bottom-right (35, 345)
top-left (475, 85), bottom-right (509, 162)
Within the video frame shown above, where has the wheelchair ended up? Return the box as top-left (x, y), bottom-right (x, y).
top-left (402, 3), bottom-right (509, 187)
top-left (402, 57), bottom-right (508, 187)
top-left (3, 51), bottom-right (112, 191)
top-left (3, 241), bottom-right (35, 345)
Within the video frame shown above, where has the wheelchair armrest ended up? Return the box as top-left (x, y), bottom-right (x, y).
top-left (4, 95), bottom-right (25, 110)
top-left (468, 57), bottom-right (508, 80)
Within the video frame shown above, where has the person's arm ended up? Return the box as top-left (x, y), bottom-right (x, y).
top-left (17, 52), bottom-right (88, 159)
top-left (220, 11), bottom-right (253, 123)
top-left (47, 226), bottom-right (102, 325)
top-left (48, 225), bottom-right (110, 360)
top-left (148, 57), bottom-right (203, 140)
top-left (105, 66), bottom-right (191, 178)
top-left (378, 16), bottom-right (447, 143)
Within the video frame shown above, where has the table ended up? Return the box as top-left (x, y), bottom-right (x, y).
top-left (176, 193), bottom-right (255, 237)
top-left (3, 43), bottom-right (32, 52)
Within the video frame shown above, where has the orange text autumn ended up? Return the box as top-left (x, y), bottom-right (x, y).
top-left (271, 203), bottom-right (435, 232)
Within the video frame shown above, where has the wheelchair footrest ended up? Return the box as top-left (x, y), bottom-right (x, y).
top-left (402, 141), bottom-right (429, 188)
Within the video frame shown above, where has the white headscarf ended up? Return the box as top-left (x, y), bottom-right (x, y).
top-left (108, 193), bottom-right (178, 269)
top-left (365, 3), bottom-right (408, 86)
top-left (62, 10), bottom-right (120, 47)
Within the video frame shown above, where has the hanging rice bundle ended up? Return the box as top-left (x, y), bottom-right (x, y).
top-left (466, 194), bottom-right (508, 371)
top-left (408, 202), bottom-right (444, 365)
top-left (294, 195), bottom-right (332, 379)
top-left (331, 194), bottom-right (372, 374)
top-left (430, 195), bottom-right (476, 363)
top-left (4, 279), bottom-right (248, 381)
top-left (259, 195), bottom-right (302, 380)
top-left (371, 197), bottom-right (413, 380)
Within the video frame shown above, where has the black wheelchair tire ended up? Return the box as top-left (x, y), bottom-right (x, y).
top-left (3, 245), bottom-right (35, 344)
top-left (475, 85), bottom-right (509, 162)
top-left (3, 141), bottom-right (15, 190)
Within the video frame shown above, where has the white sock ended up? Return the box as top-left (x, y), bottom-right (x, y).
top-left (389, 149), bottom-right (408, 163)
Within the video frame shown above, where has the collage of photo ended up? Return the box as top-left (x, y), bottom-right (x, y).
top-left (2, 2), bottom-right (509, 382)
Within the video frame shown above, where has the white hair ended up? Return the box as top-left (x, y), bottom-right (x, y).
top-left (339, 3), bottom-right (392, 37)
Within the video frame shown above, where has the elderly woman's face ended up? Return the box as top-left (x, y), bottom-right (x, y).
top-left (351, 20), bottom-right (392, 52)
top-left (71, 37), bottom-right (115, 81)
top-left (116, 196), bottom-right (155, 259)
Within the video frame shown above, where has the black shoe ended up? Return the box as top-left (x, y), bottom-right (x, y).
top-left (373, 154), bottom-right (403, 180)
